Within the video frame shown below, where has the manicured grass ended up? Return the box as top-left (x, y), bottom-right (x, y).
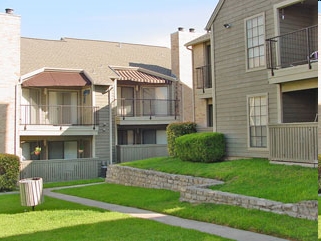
top-left (318, 196), bottom-right (321, 241)
top-left (122, 157), bottom-right (317, 203)
top-left (43, 177), bottom-right (105, 188)
top-left (56, 183), bottom-right (317, 241)
top-left (0, 194), bottom-right (230, 241)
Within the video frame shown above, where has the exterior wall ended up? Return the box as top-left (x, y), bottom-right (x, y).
top-left (192, 42), bottom-right (212, 129)
top-left (0, 12), bottom-right (20, 155)
top-left (171, 29), bottom-right (204, 122)
top-left (94, 85), bottom-right (111, 163)
top-left (211, 0), bottom-right (281, 158)
top-left (319, 13), bottom-right (321, 156)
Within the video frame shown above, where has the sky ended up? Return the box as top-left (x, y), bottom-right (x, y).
top-left (0, 0), bottom-right (219, 47)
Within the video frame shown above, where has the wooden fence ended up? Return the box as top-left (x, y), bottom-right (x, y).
top-left (269, 122), bottom-right (318, 164)
top-left (20, 158), bottom-right (104, 183)
top-left (116, 144), bottom-right (168, 163)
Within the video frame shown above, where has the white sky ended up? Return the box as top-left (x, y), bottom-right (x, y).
top-left (0, 0), bottom-right (219, 47)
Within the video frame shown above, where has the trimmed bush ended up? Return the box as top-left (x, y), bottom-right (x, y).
top-left (175, 132), bottom-right (225, 163)
top-left (166, 122), bottom-right (196, 156)
top-left (0, 153), bottom-right (20, 191)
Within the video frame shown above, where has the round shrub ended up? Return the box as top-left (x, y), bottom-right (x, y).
top-left (175, 132), bottom-right (225, 163)
top-left (0, 153), bottom-right (20, 191)
top-left (166, 122), bottom-right (196, 156)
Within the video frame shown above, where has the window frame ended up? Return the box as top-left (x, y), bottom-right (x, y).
top-left (247, 93), bottom-right (269, 150)
top-left (244, 12), bottom-right (266, 71)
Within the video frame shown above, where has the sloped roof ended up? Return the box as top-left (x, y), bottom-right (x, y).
top-left (110, 66), bottom-right (176, 84)
top-left (21, 37), bottom-right (172, 86)
top-left (205, 0), bottom-right (225, 30)
top-left (185, 33), bottom-right (210, 47)
top-left (22, 69), bottom-right (92, 87)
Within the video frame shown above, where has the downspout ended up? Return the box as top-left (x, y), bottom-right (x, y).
top-left (14, 84), bottom-right (17, 155)
top-left (186, 45), bottom-right (195, 123)
top-left (108, 85), bottom-right (113, 165)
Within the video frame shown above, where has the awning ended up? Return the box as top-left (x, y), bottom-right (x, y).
top-left (113, 68), bottom-right (172, 84)
top-left (22, 71), bottom-right (92, 87)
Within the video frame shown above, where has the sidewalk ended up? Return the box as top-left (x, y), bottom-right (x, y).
top-left (44, 186), bottom-right (289, 241)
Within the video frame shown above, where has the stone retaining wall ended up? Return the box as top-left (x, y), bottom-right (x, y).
top-left (105, 165), bottom-right (317, 220)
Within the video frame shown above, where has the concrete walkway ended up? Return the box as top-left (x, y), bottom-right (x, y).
top-left (44, 185), bottom-right (289, 241)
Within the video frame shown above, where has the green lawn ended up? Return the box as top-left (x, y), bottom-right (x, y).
top-left (0, 194), bottom-right (231, 241)
top-left (122, 157), bottom-right (317, 203)
top-left (56, 182), bottom-right (317, 241)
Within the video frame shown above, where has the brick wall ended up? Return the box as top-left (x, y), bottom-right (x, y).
top-left (0, 12), bottom-right (20, 154)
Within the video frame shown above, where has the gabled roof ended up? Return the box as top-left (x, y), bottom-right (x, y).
top-left (205, 0), bottom-right (226, 30)
top-left (21, 37), bottom-right (172, 86)
top-left (185, 33), bottom-right (210, 47)
top-left (21, 68), bottom-right (92, 87)
top-left (109, 66), bottom-right (176, 84)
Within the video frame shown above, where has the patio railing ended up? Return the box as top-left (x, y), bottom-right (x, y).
top-left (21, 105), bottom-right (99, 126)
top-left (269, 122), bottom-right (317, 164)
top-left (117, 99), bottom-right (179, 119)
top-left (266, 25), bottom-right (318, 76)
top-left (195, 65), bottom-right (212, 92)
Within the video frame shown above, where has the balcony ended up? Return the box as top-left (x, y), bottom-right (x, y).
top-left (20, 105), bottom-right (99, 136)
top-left (195, 65), bottom-right (212, 96)
top-left (266, 25), bottom-right (318, 80)
top-left (116, 99), bottom-right (179, 125)
top-left (269, 122), bottom-right (317, 165)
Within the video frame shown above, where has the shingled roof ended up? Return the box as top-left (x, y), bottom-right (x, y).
top-left (21, 37), bottom-right (172, 86)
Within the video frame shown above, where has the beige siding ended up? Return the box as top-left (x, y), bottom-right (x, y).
top-left (212, 0), bottom-right (281, 158)
top-left (94, 85), bottom-right (111, 161)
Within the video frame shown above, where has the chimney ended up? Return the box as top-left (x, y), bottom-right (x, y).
top-left (178, 27), bottom-right (184, 32)
top-left (189, 28), bottom-right (195, 33)
top-left (5, 8), bottom-right (14, 14)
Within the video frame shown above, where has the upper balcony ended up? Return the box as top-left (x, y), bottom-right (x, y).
top-left (266, 25), bottom-right (317, 83)
top-left (115, 98), bottom-right (179, 125)
top-left (20, 105), bottom-right (99, 136)
top-left (195, 64), bottom-right (212, 97)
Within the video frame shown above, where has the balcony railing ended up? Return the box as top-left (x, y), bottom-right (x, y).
top-left (195, 65), bottom-right (212, 92)
top-left (21, 105), bottom-right (99, 126)
top-left (266, 25), bottom-right (318, 76)
top-left (117, 99), bottom-right (179, 119)
top-left (269, 122), bottom-right (317, 164)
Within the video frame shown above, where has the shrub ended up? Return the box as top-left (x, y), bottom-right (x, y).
top-left (0, 153), bottom-right (20, 191)
top-left (166, 122), bottom-right (197, 156)
top-left (175, 132), bottom-right (225, 163)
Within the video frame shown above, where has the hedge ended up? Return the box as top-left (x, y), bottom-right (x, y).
top-left (175, 132), bottom-right (225, 163)
top-left (166, 122), bottom-right (197, 156)
top-left (0, 153), bottom-right (20, 191)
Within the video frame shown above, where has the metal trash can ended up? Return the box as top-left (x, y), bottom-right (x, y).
top-left (19, 177), bottom-right (44, 210)
top-left (101, 162), bottom-right (107, 178)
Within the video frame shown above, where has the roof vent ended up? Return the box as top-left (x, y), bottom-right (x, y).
top-left (189, 28), bottom-right (195, 33)
top-left (5, 8), bottom-right (14, 14)
top-left (178, 27), bottom-right (184, 31)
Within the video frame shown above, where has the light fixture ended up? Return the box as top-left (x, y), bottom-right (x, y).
top-left (223, 23), bottom-right (231, 29)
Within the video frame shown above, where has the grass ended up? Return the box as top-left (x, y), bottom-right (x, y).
top-left (122, 157), bottom-right (317, 203)
top-left (0, 194), bottom-right (231, 241)
top-left (56, 182), bottom-right (317, 241)
top-left (318, 196), bottom-right (321, 241)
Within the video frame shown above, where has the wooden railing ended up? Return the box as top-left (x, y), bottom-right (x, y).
top-left (20, 158), bottom-right (104, 182)
top-left (269, 123), bottom-right (317, 164)
top-left (116, 144), bottom-right (168, 163)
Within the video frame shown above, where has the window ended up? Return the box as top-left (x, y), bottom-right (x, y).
top-left (142, 130), bottom-right (156, 144)
top-left (248, 95), bottom-right (268, 148)
top-left (246, 14), bottom-right (265, 69)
